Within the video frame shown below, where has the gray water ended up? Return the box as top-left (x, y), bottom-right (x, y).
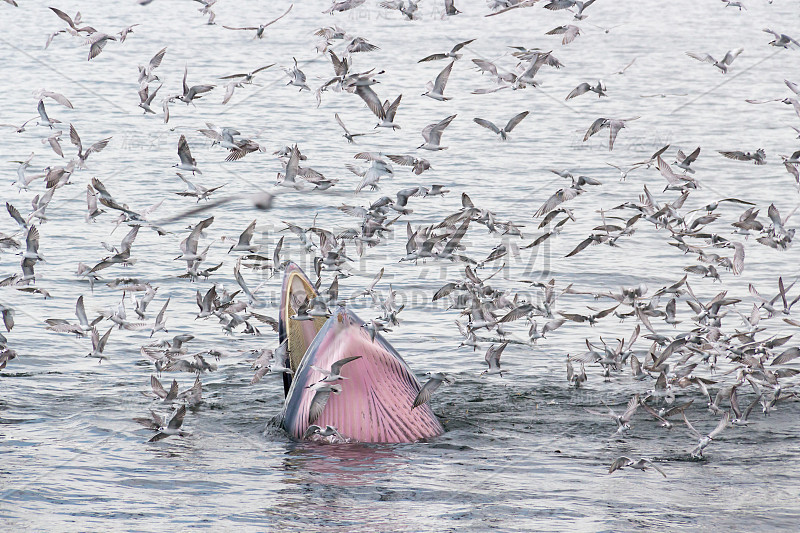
top-left (2, 0), bottom-right (800, 531)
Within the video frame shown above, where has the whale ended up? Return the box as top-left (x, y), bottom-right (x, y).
top-left (277, 263), bottom-right (444, 443)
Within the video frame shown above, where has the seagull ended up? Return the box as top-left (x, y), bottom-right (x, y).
top-left (42, 130), bottom-right (64, 157)
top-left (34, 89), bottom-right (74, 109)
top-left (276, 144), bottom-right (305, 190)
top-left (444, 0), bottom-right (461, 15)
top-left (36, 100), bottom-right (60, 129)
top-left (721, 0), bottom-right (746, 9)
top-left (334, 113), bottom-right (372, 143)
top-left (583, 117), bottom-right (639, 151)
top-left (21, 226), bottom-right (44, 261)
top-left (88, 327), bottom-right (113, 362)
top-left (546, 24), bottom-right (581, 45)
top-left (418, 114), bottom-right (457, 150)
top-left (412, 372), bottom-right (456, 409)
top-left (422, 60), bottom-right (455, 101)
top-left (150, 297), bottom-right (170, 337)
top-left (176, 173), bottom-right (224, 202)
top-left (345, 36), bottom-right (379, 55)
top-left (69, 124), bottom-right (111, 168)
top-left (379, 0), bottom-right (420, 19)
top-left (222, 4), bottom-right (293, 39)
top-left (149, 375), bottom-right (179, 403)
top-left (763, 28), bottom-right (800, 49)
top-left (586, 395), bottom-right (639, 435)
top-left (376, 94), bottom-right (402, 130)
top-left (87, 33), bottom-right (117, 61)
top-left (718, 149), bottom-right (766, 165)
top-left (308, 383), bottom-right (342, 424)
top-left (311, 356), bottom-right (362, 383)
top-left (138, 83), bottom-right (161, 114)
top-left (683, 412), bottom-right (729, 457)
top-left (227, 220), bottom-right (259, 253)
top-left (174, 135), bottom-right (202, 174)
top-left (138, 47), bottom-right (167, 87)
top-left (118, 24), bottom-right (139, 43)
top-left (386, 154), bottom-right (431, 175)
top-left (178, 67), bottom-right (215, 105)
top-left (303, 424), bottom-right (344, 441)
top-left (285, 57), bottom-right (310, 91)
top-left (148, 405), bottom-right (188, 442)
top-left (324, 0), bottom-right (367, 15)
top-left (418, 39), bottom-right (474, 62)
top-left (481, 343), bottom-right (508, 376)
top-left (0, 118), bottom-right (36, 134)
top-left (608, 457), bottom-right (666, 477)
top-left (473, 111), bottom-right (529, 140)
top-left (45, 295), bottom-right (98, 335)
top-left (566, 81), bottom-right (606, 99)
top-left (674, 146), bottom-right (701, 173)
top-left (686, 48), bottom-right (743, 73)
top-left (85, 185), bottom-right (106, 223)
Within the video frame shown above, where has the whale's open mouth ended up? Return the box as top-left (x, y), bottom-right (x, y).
top-left (277, 263), bottom-right (444, 443)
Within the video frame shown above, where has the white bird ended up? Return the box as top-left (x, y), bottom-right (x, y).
top-left (311, 356), bottom-right (362, 383)
top-left (412, 372), bottom-right (456, 409)
top-left (423, 60), bottom-right (455, 101)
top-left (276, 144), bottom-right (305, 190)
top-left (138, 47), bottom-right (167, 87)
top-left (36, 100), bottom-right (60, 128)
top-left (174, 135), bottom-right (201, 174)
top-left (418, 114), bottom-right (457, 150)
top-left (285, 57), bottom-right (310, 91)
top-left (684, 412), bottom-right (729, 457)
top-left (88, 327), bottom-right (113, 362)
top-left (686, 48), bottom-right (743, 74)
top-left (222, 4), bottom-right (293, 39)
top-left (583, 117), bottom-right (639, 151)
top-left (608, 457), bottom-right (666, 477)
top-left (481, 343), bottom-right (508, 376)
top-left (150, 297), bottom-right (170, 337)
top-left (148, 405), bottom-right (188, 442)
top-left (308, 383), bottom-right (342, 424)
top-left (473, 111), bottom-right (529, 140)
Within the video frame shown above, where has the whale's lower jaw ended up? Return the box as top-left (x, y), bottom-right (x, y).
top-left (280, 308), bottom-right (444, 443)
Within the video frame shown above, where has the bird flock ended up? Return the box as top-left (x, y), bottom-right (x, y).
top-left (2, 0), bottom-right (800, 478)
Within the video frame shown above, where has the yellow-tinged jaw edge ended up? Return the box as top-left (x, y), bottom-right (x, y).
top-left (282, 270), bottom-right (327, 372)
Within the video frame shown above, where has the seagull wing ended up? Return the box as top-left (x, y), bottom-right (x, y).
top-left (177, 135), bottom-right (194, 166)
top-left (76, 295), bottom-right (89, 328)
top-left (412, 377), bottom-right (443, 409)
top-left (151, 375), bottom-right (168, 399)
top-left (505, 111), bottom-right (529, 132)
top-left (149, 47), bottom-right (167, 70)
top-left (686, 52), bottom-right (716, 64)
top-left (309, 388), bottom-right (332, 424)
top-left (535, 187), bottom-right (582, 217)
top-left (355, 85), bottom-right (385, 119)
top-left (264, 3), bottom-right (293, 28)
top-left (583, 117), bottom-right (608, 141)
top-left (708, 412), bottom-right (729, 439)
top-left (473, 118), bottom-right (500, 134)
top-left (330, 355), bottom-right (362, 375)
top-left (432, 60), bottom-right (455, 94)
top-left (426, 114), bottom-right (457, 145)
